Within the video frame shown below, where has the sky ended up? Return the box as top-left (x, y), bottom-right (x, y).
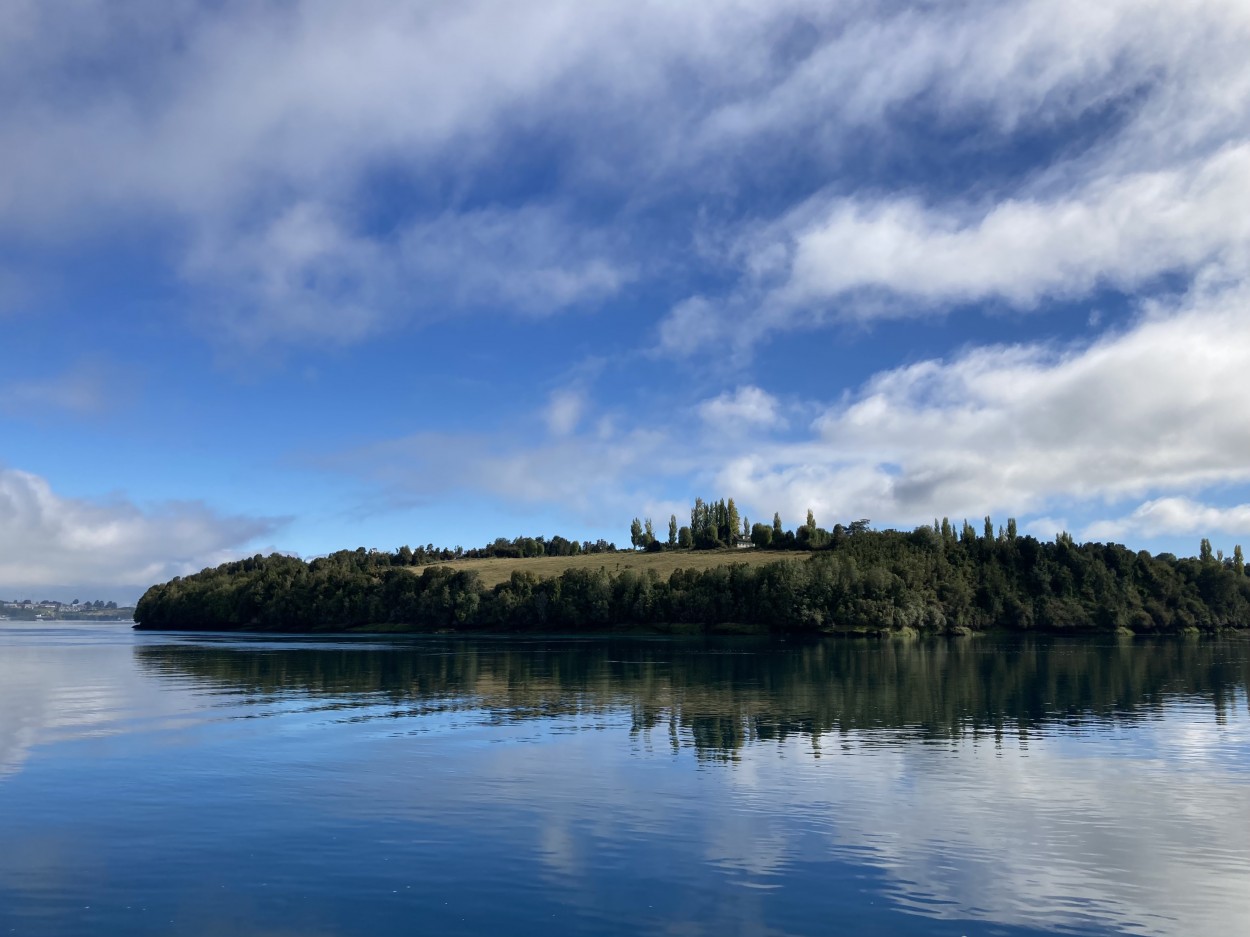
top-left (2, 0), bottom-right (1250, 601)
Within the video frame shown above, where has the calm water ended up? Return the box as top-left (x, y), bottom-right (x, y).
top-left (1, 623), bottom-right (1248, 937)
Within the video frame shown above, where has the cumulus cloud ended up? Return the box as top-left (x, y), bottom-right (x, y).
top-left (697, 386), bottom-right (784, 430)
top-left (0, 468), bottom-right (285, 595)
top-left (1085, 498), bottom-right (1250, 543)
top-left (766, 144), bottom-right (1250, 313)
top-left (729, 282), bottom-right (1250, 527)
top-left (662, 142), bottom-right (1250, 352)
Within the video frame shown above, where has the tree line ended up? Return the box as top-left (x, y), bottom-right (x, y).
top-left (135, 512), bottom-right (1250, 634)
top-left (629, 498), bottom-right (882, 552)
top-left (340, 534), bottom-right (620, 568)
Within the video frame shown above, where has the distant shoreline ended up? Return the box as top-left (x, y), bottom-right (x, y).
top-left (1, 609), bottom-right (136, 623)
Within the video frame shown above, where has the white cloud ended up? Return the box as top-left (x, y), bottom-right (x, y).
top-left (697, 386), bottom-right (784, 430)
top-left (0, 1), bottom-right (664, 343)
top-left (1025, 516), bottom-right (1071, 540)
top-left (19, 0), bottom-right (1243, 228)
top-left (1085, 498), bottom-right (1250, 543)
top-left (693, 0), bottom-right (1250, 156)
top-left (658, 297), bottom-right (724, 357)
top-left (337, 280), bottom-right (1250, 543)
top-left (397, 207), bottom-right (631, 315)
top-left (661, 142), bottom-right (1250, 353)
top-left (773, 144), bottom-right (1250, 311)
top-left (738, 281), bottom-right (1250, 526)
top-left (184, 201), bottom-right (630, 348)
top-left (8, 1), bottom-right (1249, 348)
top-left (0, 1), bottom-right (619, 224)
top-left (183, 201), bottom-right (388, 347)
top-left (0, 468), bottom-right (284, 595)
top-left (655, 0), bottom-right (1250, 353)
top-left (544, 388), bottom-right (585, 437)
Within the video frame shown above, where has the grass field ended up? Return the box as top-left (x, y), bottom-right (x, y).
top-left (410, 549), bottom-right (808, 588)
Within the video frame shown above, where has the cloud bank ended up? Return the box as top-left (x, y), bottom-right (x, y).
top-left (6, 1), bottom-right (1248, 351)
top-left (0, 468), bottom-right (284, 597)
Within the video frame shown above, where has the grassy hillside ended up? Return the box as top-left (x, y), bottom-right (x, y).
top-left (407, 549), bottom-right (808, 588)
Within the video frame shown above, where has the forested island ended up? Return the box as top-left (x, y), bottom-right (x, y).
top-left (133, 501), bottom-right (1250, 635)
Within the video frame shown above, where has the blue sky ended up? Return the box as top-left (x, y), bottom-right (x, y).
top-left (3, 0), bottom-right (1250, 600)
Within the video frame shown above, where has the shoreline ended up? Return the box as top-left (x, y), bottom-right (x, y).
top-left (131, 621), bottom-right (1245, 638)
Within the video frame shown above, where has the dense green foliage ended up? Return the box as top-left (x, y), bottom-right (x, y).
top-left (382, 533), bottom-right (618, 563)
top-left (134, 523), bottom-right (1250, 633)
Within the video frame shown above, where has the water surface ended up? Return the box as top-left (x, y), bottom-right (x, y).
top-left (2, 622), bottom-right (1248, 936)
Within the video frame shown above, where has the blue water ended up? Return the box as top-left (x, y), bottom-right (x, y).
top-left (2, 623), bottom-right (1248, 936)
